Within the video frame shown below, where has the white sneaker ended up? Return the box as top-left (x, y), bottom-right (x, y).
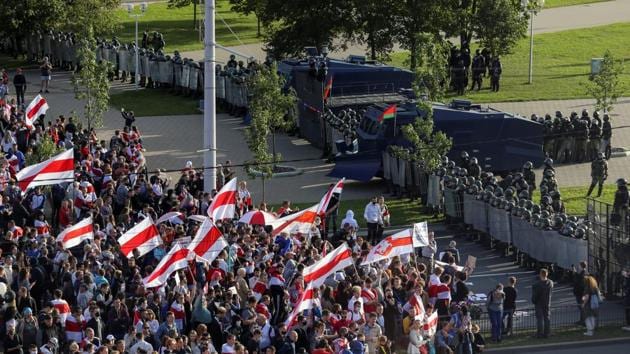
top-left (622, 326), bottom-right (630, 331)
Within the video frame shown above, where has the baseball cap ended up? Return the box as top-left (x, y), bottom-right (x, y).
top-left (106, 334), bottom-right (115, 341)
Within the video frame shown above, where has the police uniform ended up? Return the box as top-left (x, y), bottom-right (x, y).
top-left (587, 154), bottom-right (607, 197)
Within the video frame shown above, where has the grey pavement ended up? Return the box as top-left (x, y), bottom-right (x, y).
top-left (488, 337), bottom-right (630, 353)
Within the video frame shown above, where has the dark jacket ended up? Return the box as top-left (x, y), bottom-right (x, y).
top-left (573, 270), bottom-right (587, 298)
top-left (532, 279), bottom-right (554, 309)
top-left (504, 286), bottom-right (517, 310)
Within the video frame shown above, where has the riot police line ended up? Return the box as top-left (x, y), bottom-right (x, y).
top-left (380, 149), bottom-right (593, 276)
top-left (0, 30), bottom-right (254, 116)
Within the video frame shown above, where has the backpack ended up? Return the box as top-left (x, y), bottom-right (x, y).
top-left (590, 292), bottom-right (601, 309)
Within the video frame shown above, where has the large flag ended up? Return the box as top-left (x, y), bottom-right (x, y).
top-left (412, 221), bottom-right (429, 248)
top-left (25, 94), bottom-right (49, 128)
top-left (56, 216), bottom-right (94, 249)
top-left (323, 76), bottom-right (333, 100)
top-left (303, 243), bottom-right (353, 287)
top-left (284, 281), bottom-right (317, 328)
top-left (362, 228), bottom-right (414, 265)
top-left (377, 104), bottom-right (397, 123)
top-left (207, 177), bottom-right (237, 220)
top-left (118, 217), bottom-right (161, 258)
top-left (315, 178), bottom-right (345, 216)
top-left (16, 148), bottom-right (74, 191)
top-left (404, 293), bottom-right (426, 320)
top-left (188, 218), bottom-right (228, 263)
top-left (143, 242), bottom-right (191, 288)
top-left (269, 204), bottom-right (319, 236)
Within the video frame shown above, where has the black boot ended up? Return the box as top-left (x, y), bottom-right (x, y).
top-left (597, 185), bottom-right (603, 197)
top-left (587, 184), bottom-right (595, 197)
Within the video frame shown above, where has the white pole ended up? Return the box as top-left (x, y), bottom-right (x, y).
top-left (135, 15), bottom-right (139, 90)
top-left (204, 0), bottom-right (217, 192)
top-left (528, 10), bottom-right (534, 84)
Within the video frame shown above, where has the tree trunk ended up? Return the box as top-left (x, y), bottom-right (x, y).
top-left (271, 129), bottom-right (277, 169)
top-left (261, 175), bottom-right (266, 202)
top-left (193, 1), bottom-right (197, 30)
top-left (369, 32), bottom-right (376, 60)
top-left (257, 16), bottom-right (261, 37)
top-left (409, 38), bottom-right (418, 70)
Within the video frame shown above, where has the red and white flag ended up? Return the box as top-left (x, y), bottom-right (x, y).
top-left (16, 148), bottom-right (74, 191)
top-left (284, 281), bottom-right (317, 328)
top-left (188, 218), bottom-right (228, 263)
top-left (361, 228), bottom-right (414, 265)
top-left (269, 204), bottom-right (319, 236)
top-left (51, 298), bottom-right (71, 324)
top-left (118, 217), bottom-right (162, 258)
top-left (155, 211), bottom-right (184, 225)
top-left (207, 177), bottom-right (237, 220)
top-left (422, 311), bottom-right (439, 337)
top-left (303, 243), bottom-right (353, 287)
top-left (25, 94), bottom-right (49, 128)
top-left (56, 216), bottom-right (94, 249)
top-left (143, 242), bottom-right (191, 288)
top-left (316, 178), bottom-right (345, 215)
top-left (404, 293), bottom-right (426, 319)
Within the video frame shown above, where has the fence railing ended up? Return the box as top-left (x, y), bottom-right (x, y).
top-left (442, 304), bottom-right (625, 335)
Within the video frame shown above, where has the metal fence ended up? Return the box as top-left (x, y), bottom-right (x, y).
top-left (450, 304), bottom-right (625, 335)
top-left (586, 197), bottom-right (629, 298)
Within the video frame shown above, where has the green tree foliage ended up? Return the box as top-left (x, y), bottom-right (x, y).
top-left (26, 135), bottom-right (63, 166)
top-left (244, 64), bottom-right (297, 176)
top-left (472, 0), bottom-right (528, 56)
top-left (230, 0), bottom-right (266, 36)
top-left (67, 0), bottom-right (120, 129)
top-left (343, 0), bottom-right (398, 60)
top-left (585, 50), bottom-right (625, 113)
top-left (0, 0), bottom-right (66, 55)
top-left (413, 34), bottom-right (450, 102)
top-left (256, 0), bottom-right (353, 58)
top-left (167, 0), bottom-right (201, 29)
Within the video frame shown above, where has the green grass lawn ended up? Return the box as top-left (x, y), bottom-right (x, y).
top-left (530, 184), bottom-right (613, 216)
top-left (109, 88), bottom-right (201, 116)
top-left (545, 0), bottom-right (610, 8)
top-left (114, 0), bottom-right (259, 52)
top-left (388, 22), bottom-right (630, 103)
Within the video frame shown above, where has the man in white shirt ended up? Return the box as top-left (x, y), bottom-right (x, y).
top-left (363, 197), bottom-right (383, 245)
top-left (129, 332), bottom-right (153, 354)
top-left (421, 231), bottom-right (438, 272)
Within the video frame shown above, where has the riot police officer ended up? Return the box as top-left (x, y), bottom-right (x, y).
top-left (468, 157), bottom-right (481, 178)
top-left (460, 151), bottom-right (470, 171)
top-left (575, 119), bottom-right (589, 163)
top-left (471, 49), bottom-right (485, 91)
top-left (587, 153), bottom-right (607, 197)
top-left (588, 118), bottom-right (601, 161)
top-left (613, 178), bottom-right (629, 228)
top-left (490, 57), bottom-right (502, 92)
top-left (227, 54), bottom-right (238, 69)
top-left (601, 114), bottom-right (612, 159)
top-left (523, 161), bottom-right (536, 195)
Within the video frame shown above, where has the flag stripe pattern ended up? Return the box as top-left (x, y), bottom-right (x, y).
top-left (269, 204), bottom-right (319, 236)
top-left (284, 282), bottom-right (316, 327)
top-left (25, 95), bottom-right (49, 127)
top-left (189, 218), bottom-right (228, 263)
top-left (303, 243), bottom-right (353, 287)
top-left (56, 216), bottom-right (94, 249)
top-left (208, 177), bottom-right (237, 220)
top-left (361, 228), bottom-right (414, 265)
top-left (316, 178), bottom-right (344, 215)
top-left (16, 148), bottom-right (74, 191)
top-left (377, 104), bottom-right (397, 123)
top-left (143, 242), bottom-right (191, 288)
top-left (118, 217), bottom-right (161, 258)
top-left (323, 76), bottom-right (333, 100)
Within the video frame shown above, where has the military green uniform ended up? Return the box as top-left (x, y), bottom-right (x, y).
top-left (587, 156), bottom-right (608, 197)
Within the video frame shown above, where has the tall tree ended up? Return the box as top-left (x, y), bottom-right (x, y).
top-left (67, 0), bottom-right (120, 129)
top-left (393, 0), bottom-right (455, 70)
top-left (472, 0), bottom-right (528, 56)
top-left (585, 50), bottom-right (625, 113)
top-left (230, 0), bottom-right (266, 37)
top-left (258, 0), bottom-right (352, 58)
top-left (343, 0), bottom-right (398, 60)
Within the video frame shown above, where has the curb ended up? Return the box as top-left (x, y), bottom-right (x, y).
top-left (485, 335), bottom-right (630, 353)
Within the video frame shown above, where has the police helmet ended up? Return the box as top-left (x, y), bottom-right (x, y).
top-left (617, 178), bottom-right (627, 187)
top-left (532, 205), bottom-right (541, 214)
top-left (531, 114), bottom-right (538, 121)
top-left (555, 111), bottom-right (563, 118)
top-left (598, 152), bottom-right (605, 160)
top-left (582, 109), bottom-right (589, 118)
top-left (542, 196), bottom-right (552, 205)
top-left (461, 151), bottom-right (469, 159)
top-left (593, 111), bottom-right (600, 119)
top-left (470, 157), bottom-right (478, 165)
top-left (603, 114), bottom-right (610, 121)
top-left (545, 114), bottom-right (552, 120)
top-left (544, 157), bottom-right (553, 167)
top-left (523, 161), bottom-right (533, 170)
top-left (519, 190), bottom-right (529, 200)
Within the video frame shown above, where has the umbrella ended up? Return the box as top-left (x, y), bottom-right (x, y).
top-left (239, 210), bottom-right (277, 225)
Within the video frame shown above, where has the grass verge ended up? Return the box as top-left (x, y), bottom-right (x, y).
top-left (488, 325), bottom-right (630, 349)
top-left (114, 0), bottom-right (259, 53)
top-left (109, 88), bottom-right (201, 116)
top-left (388, 22), bottom-right (630, 103)
top-left (545, 0), bottom-right (610, 8)
top-left (532, 184), bottom-right (615, 216)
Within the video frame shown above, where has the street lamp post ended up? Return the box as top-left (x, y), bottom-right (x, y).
top-left (522, 0), bottom-right (545, 84)
top-left (127, 3), bottom-right (148, 90)
top-left (203, 0), bottom-right (217, 192)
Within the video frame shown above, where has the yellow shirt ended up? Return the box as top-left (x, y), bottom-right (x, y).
top-left (402, 316), bottom-right (414, 335)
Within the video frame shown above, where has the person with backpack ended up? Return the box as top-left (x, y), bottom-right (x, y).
top-left (486, 284), bottom-right (505, 343)
top-left (582, 275), bottom-right (602, 336)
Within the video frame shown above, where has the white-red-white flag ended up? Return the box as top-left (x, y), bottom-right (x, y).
top-left (51, 298), bottom-right (71, 324)
top-left (422, 311), bottom-right (439, 337)
top-left (207, 177), bottom-right (237, 220)
top-left (316, 178), bottom-right (345, 215)
top-left (303, 243), bottom-right (353, 287)
top-left (143, 242), bottom-right (191, 288)
top-left (25, 94), bottom-right (49, 128)
top-left (16, 148), bottom-right (74, 191)
top-left (118, 217), bottom-right (162, 258)
top-left (284, 281), bottom-right (317, 328)
top-left (361, 228), bottom-right (414, 265)
top-left (404, 293), bottom-right (426, 319)
top-left (188, 218), bottom-right (228, 263)
top-left (269, 204), bottom-right (319, 236)
top-left (56, 216), bottom-right (94, 249)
